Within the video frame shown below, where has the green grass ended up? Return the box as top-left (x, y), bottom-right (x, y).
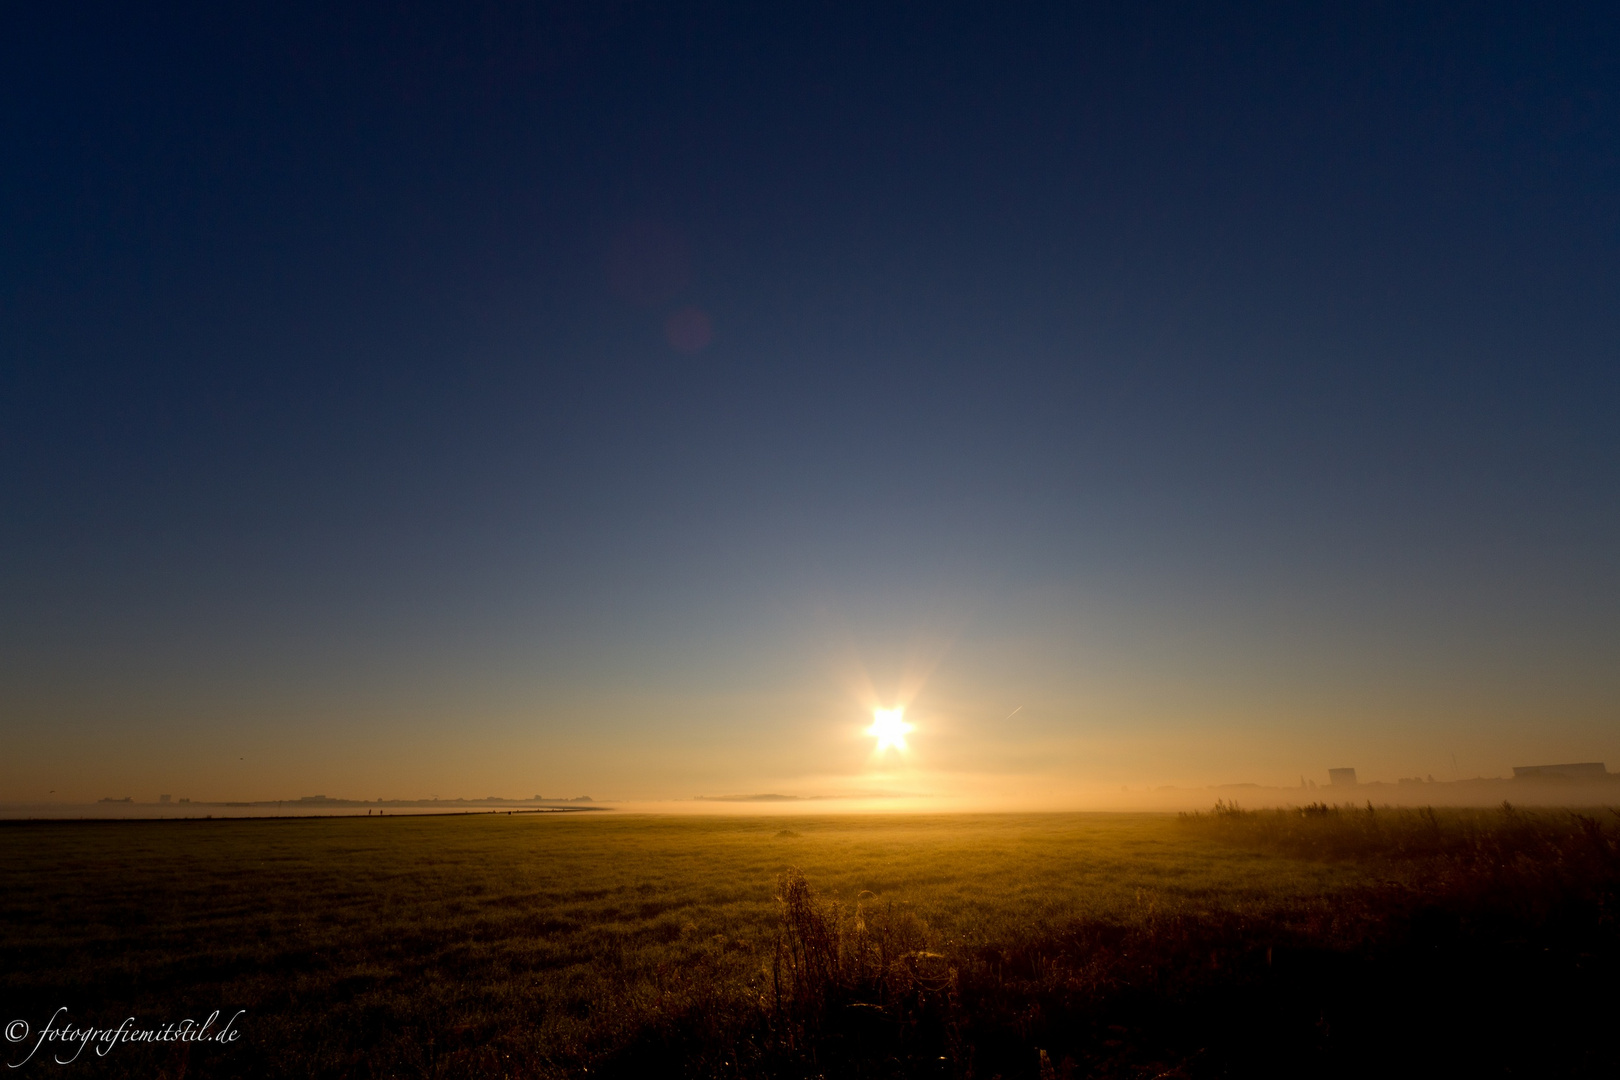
top-left (1, 808), bottom-right (1616, 1078)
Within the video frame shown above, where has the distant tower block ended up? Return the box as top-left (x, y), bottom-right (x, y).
top-left (1327, 768), bottom-right (1358, 788)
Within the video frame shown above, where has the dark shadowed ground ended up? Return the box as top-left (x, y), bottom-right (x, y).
top-left (1, 807), bottom-right (1616, 1078)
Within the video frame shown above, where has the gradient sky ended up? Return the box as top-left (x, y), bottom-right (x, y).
top-left (3, 2), bottom-right (1618, 804)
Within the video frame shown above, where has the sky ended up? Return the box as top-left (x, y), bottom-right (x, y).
top-left (2, 1), bottom-right (1618, 805)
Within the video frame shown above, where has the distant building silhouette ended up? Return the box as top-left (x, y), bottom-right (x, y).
top-left (1511, 763), bottom-right (1608, 780)
top-left (1327, 768), bottom-right (1358, 788)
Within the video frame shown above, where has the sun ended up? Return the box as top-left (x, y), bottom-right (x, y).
top-left (866, 707), bottom-right (913, 753)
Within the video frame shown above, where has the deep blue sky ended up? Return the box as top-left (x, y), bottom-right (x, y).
top-left (3, 2), bottom-right (1617, 801)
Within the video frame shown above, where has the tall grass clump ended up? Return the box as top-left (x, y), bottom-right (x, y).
top-left (768, 868), bottom-right (958, 1071)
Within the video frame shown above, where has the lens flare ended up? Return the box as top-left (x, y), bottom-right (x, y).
top-left (867, 707), bottom-right (913, 753)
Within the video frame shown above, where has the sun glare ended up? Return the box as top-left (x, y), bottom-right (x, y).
top-left (867, 707), bottom-right (913, 753)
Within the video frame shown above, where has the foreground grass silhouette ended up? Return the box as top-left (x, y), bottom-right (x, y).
top-left (1, 806), bottom-right (1616, 1078)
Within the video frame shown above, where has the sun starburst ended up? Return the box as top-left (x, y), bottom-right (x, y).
top-left (866, 707), bottom-right (913, 753)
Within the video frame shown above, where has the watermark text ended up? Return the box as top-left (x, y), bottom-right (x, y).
top-left (5, 1008), bottom-right (243, 1067)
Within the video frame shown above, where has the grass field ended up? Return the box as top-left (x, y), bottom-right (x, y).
top-left (2, 806), bottom-right (1617, 1078)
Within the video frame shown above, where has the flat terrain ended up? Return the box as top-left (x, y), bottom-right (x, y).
top-left (1, 808), bottom-right (1616, 1078)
